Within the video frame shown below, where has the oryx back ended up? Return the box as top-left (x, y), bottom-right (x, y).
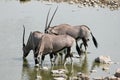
top-left (48, 34), bottom-right (75, 52)
top-left (38, 34), bottom-right (75, 54)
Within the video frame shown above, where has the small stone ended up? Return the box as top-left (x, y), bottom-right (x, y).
top-left (93, 76), bottom-right (104, 80)
top-left (52, 73), bottom-right (67, 78)
top-left (102, 67), bottom-right (109, 71)
top-left (95, 56), bottom-right (112, 64)
top-left (77, 72), bottom-right (89, 80)
top-left (58, 69), bottom-right (68, 73)
top-left (104, 76), bottom-right (117, 80)
top-left (42, 66), bottom-right (49, 71)
top-left (53, 77), bottom-right (66, 80)
top-left (36, 75), bottom-right (42, 80)
top-left (114, 62), bottom-right (120, 64)
top-left (90, 69), bottom-right (97, 73)
top-left (51, 70), bottom-right (60, 74)
top-left (70, 76), bottom-right (78, 80)
top-left (114, 68), bottom-right (120, 78)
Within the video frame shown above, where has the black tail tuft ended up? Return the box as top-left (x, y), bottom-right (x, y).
top-left (91, 32), bottom-right (98, 48)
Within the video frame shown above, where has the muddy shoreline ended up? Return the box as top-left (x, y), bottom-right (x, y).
top-left (19, 0), bottom-right (120, 10)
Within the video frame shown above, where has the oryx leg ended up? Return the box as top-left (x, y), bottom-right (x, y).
top-left (79, 42), bottom-right (83, 50)
top-left (34, 52), bottom-right (39, 67)
top-left (49, 53), bottom-right (53, 63)
top-left (82, 38), bottom-right (88, 52)
top-left (59, 52), bottom-right (63, 64)
top-left (64, 47), bottom-right (72, 65)
top-left (49, 53), bottom-right (55, 65)
top-left (50, 53), bottom-right (58, 65)
top-left (76, 40), bottom-right (82, 56)
top-left (41, 55), bottom-right (45, 67)
top-left (53, 53), bottom-right (58, 63)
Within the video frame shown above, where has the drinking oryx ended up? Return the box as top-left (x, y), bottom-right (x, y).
top-left (22, 26), bottom-right (44, 65)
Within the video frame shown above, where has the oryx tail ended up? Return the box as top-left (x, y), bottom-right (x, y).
top-left (85, 26), bottom-right (98, 48)
top-left (90, 32), bottom-right (98, 48)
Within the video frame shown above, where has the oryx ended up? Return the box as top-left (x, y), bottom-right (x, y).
top-left (22, 26), bottom-right (45, 65)
top-left (44, 7), bottom-right (98, 53)
top-left (35, 33), bottom-right (81, 67)
top-left (46, 24), bottom-right (98, 51)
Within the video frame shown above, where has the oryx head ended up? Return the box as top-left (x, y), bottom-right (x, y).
top-left (22, 25), bottom-right (31, 58)
top-left (46, 26), bottom-right (59, 35)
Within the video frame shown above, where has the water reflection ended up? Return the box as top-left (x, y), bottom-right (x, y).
top-left (21, 53), bottom-right (89, 80)
top-left (79, 53), bottom-right (89, 74)
top-left (21, 59), bottom-right (52, 80)
top-left (19, 0), bottom-right (120, 10)
top-left (21, 59), bottom-right (38, 80)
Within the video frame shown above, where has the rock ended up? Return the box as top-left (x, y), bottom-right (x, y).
top-left (77, 72), bottom-right (89, 80)
top-left (70, 76), bottom-right (78, 80)
top-left (51, 70), bottom-right (60, 74)
top-left (77, 72), bottom-right (82, 76)
top-left (93, 76), bottom-right (104, 80)
top-left (104, 76), bottom-right (118, 80)
top-left (41, 66), bottom-right (49, 71)
top-left (58, 69), bottom-right (68, 73)
top-left (90, 69), bottom-right (97, 73)
top-left (95, 56), bottom-right (112, 64)
top-left (52, 73), bottom-right (67, 78)
top-left (102, 67), bottom-right (109, 71)
top-left (36, 75), bottom-right (42, 80)
top-left (51, 69), bottom-right (67, 79)
top-left (51, 69), bottom-right (67, 74)
top-left (53, 77), bottom-right (66, 80)
top-left (114, 62), bottom-right (120, 65)
top-left (115, 68), bottom-right (120, 78)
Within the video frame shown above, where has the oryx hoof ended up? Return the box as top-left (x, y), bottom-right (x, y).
top-left (35, 64), bottom-right (39, 67)
top-left (23, 56), bottom-right (26, 60)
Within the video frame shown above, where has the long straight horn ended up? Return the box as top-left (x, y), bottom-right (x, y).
top-left (45, 8), bottom-right (51, 33)
top-left (23, 25), bottom-right (25, 47)
top-left (47, 6), bottom-right (58, 28)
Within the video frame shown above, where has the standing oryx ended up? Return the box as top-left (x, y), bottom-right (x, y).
top-left (44, 7), bottom-right (98, 53)
top-left (46, 24), bottom-right (98, 51)
top-left (35, 33), bottom-right (80, 66)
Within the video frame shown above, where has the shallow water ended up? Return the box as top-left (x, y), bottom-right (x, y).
top-left (0, 0), bottom-right (120, 80)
